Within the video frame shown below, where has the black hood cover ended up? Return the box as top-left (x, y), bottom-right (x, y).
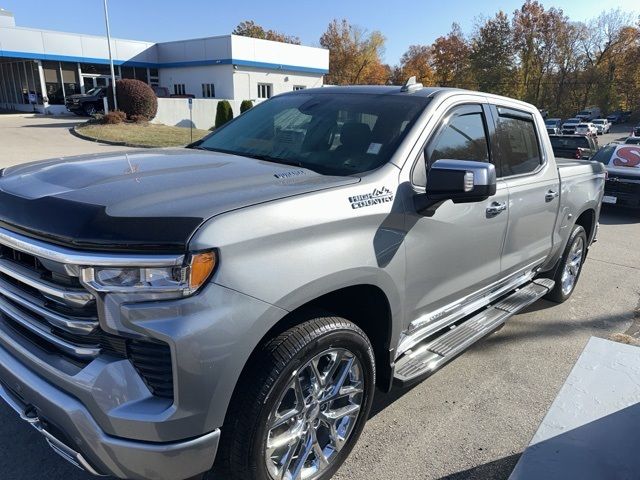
top-left (0, 149), bottom-right (357, 252)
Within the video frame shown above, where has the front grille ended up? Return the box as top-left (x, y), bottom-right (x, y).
top-left (0, 239), bottom-right (174, 399)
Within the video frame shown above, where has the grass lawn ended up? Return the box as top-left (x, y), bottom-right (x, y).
top-left (76, 122), bottom-right (210, 148)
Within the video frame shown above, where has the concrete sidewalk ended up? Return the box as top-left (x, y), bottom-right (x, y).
top-left (510, 336), bottom-right (640, 480)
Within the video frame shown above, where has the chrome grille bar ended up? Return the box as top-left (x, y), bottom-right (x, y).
top-left (0, 277), bottom-right (98, 334)
top-left (0, 227), bottom-right (185, 267)
top-left (0, 297), bottom-right (100, 359)
top-left (0, 258), bottom-right (93, 308)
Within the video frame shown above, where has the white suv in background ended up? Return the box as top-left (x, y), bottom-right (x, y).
top-left (592, 119), bottom-right (611, 135)
top-left (575, 123), bottom-right (598, 136)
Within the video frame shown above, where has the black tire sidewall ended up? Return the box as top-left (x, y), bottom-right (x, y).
top-left (251, 323), bottom-right (375, 480)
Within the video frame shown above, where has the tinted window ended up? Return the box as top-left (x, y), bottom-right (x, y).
top-left (497, 115), bottom-right (542, 176)
top-left (426, 112), bottom-right (490, 167)
top-left (591, 144), bottom-right (616, 165)
top-left (196, 93), bottom-right (430, 176)
top-left (550, 136), bottom-right (589, 149)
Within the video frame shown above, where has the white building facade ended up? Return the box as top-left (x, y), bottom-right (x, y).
top-left (0, 9), bottom-right (328, 114)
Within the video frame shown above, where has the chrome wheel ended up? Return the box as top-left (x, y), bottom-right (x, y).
top-left (265, 348), bottom-right (364, 480)
top-left (561, 236), bottom-right (584, 296)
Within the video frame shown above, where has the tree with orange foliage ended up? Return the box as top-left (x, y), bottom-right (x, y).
top-left (320, 19), bottom-right (388, 85)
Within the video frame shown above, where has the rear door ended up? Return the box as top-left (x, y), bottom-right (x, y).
top-left (489, 105), bottom-right (559, 276)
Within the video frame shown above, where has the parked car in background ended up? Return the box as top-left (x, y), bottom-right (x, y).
top-left (562, 118), bottom-right (581, 134)
top-left (64, 86), bottom-right (106, 116)
top-left (575, 123), bottom-right (598, 137)
top-left (591, 119), bottom-right (610, 135)
top-left (607, 112), bottom-right (623, 124)
top-left (632, 124), bottom-right (640, 137)
top-left (550, 134), bottom-right (599, 160)
top-left (545, 118), bottom-right (562, 135)
top-left (576, 107), bottom-right (601, 121)
top-left (0, 85), bottom-right (605, 480)
top-left (624, 137), bottom-right (640, 145)
top-left (593, 143), bottom-right (640, 208)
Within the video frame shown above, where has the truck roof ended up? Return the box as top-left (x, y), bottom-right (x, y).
top-left (282, 85), bottom-right (539, 112)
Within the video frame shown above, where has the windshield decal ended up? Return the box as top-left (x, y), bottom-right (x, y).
top-left (612, 145), bottom-right (640, 168)
top-left (349, 187), bottom-right (394, 209)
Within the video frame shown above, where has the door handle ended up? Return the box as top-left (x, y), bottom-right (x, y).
top-left (486, 201), bottom-right (507, 216)
top-left (545, 190), bottom-right (559, 202)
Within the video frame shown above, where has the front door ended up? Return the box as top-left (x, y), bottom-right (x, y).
top-left (490, 106), bottom-right (559, 276)
top-left (402, 103), bottom-right (509, 328)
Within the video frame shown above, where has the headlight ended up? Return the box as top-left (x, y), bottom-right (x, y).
top-left (81, 251), bottom-right (217, 295)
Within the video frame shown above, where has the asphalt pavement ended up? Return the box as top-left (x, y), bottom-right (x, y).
top-left (0, 117), bottom-right (638, 480)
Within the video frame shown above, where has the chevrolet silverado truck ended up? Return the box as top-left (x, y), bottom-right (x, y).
top-left (0, 81), bottom-right (605, 480)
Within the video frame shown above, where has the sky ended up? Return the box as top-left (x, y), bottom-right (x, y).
top-left (2, 0), bottom-right (639, 64)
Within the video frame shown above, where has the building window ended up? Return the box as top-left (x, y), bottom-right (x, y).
top-left (202, 83), bottom-right (215, 98)
top-left (293, 85), bottom-right (306, 91)
top-left (148, 68), bottom-right (159, 87)
top-left (173, 84), bottom-right (186, 95)
top-left (258, 83), bottom-right (273, 99)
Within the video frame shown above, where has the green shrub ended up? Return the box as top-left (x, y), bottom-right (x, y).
top-left (116, 79), bottom-right (158, 120)
top-left (240, 100), bottom-right (253, 113)
top-left (102, 110), bottom-right (126, 124)
top-left (215, 100), bottom-right (233, 128)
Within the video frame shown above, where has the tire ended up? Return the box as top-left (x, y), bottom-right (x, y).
top-left (545, 224), bottom-right (587, 303)
top-left (83, 103), bottom-right (97, 116)
top-left (213, 315), bottom-right (376, 480)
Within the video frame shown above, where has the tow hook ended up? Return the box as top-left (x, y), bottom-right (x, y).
top-left (21, 404), bottom-right (40, 425)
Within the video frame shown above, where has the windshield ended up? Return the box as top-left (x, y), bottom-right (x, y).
top-left (578, 111), bottom-right (591, 116)
top-left (194, 92), bottom-right (431, 175)
top-left (565, 118), bottom-right (579, 124)
top-left (85, 87), bottom-right (103, 96)
top-left (593, 120), bottom-right (605, 124)
top-left (545, 120), bottom-right (557, 125)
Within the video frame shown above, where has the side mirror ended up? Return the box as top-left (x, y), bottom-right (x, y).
top-left (425, 159), bottom-right (497, 204)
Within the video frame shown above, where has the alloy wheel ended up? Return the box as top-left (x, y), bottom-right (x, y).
top-left (265, 348), bottom-right (364, 480)
top-left (561, 236), bottom-right (584, 296)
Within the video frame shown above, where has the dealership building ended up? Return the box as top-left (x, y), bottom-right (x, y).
top-left (0, 9), bottom-right (329, 114)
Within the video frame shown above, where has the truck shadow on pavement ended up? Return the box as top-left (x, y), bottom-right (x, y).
top-left (436, 453), bottom-right (521, 480)
top-left (599, 206), bottom-right (640, 225)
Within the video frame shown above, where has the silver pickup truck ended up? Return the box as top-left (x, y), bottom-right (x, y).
top-left (0, 82), bottom-right (605, 480)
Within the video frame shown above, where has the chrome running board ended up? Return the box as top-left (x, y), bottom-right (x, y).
top-left (394, 278), bottom-right (554, 386)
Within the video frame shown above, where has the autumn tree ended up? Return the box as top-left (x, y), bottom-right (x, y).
top-left (512, 1), bottom-right (569, 105)
top-left (430, 23), bottom-right (473, 88)
top-left (320, 19), bottom-right (388, 85)
top-left (470, 12), bottom-right (518, 96)
top-left (233, 20), bottom-right (301, 45)
top-left (396, 45), bottom-right (434, 85)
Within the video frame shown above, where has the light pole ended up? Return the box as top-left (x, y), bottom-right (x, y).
top-left (103, 0), bottom-right (118, 110)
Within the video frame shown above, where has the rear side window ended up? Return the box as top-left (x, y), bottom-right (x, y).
top-left (496, 112), bottom-right (542, 176)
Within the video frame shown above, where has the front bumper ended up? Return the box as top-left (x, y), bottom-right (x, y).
top-left (604, 181), bottom-right (640, 208)
top-left (0, 344), bottom-right (220, 479)
top-left (0, 280), bottom-right (287, 479)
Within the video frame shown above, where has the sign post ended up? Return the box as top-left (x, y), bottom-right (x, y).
top-left (188, 98), bottom-right (193, 143)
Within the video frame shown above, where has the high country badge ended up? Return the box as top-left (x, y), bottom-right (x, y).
top-left (349, 187), bottom-right (394, 209)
